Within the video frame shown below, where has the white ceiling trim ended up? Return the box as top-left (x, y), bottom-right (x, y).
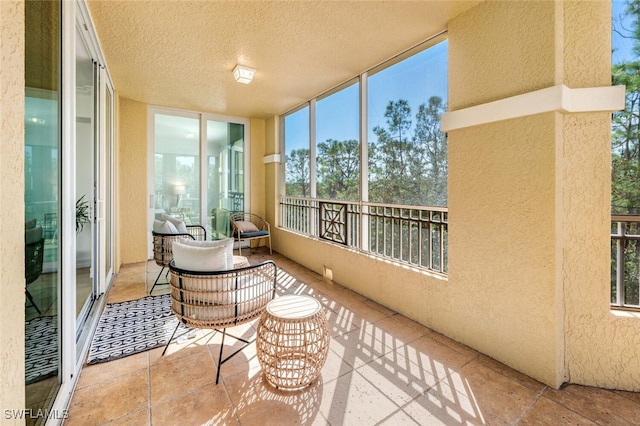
top-left (441, 85), bottom-right (626, 132)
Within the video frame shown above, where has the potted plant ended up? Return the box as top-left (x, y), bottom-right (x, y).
top-left (76, 195), bottom-right (91, 234)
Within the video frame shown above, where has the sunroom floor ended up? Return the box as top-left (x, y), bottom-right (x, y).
top-left (65, 248), bottom-right (640, 425)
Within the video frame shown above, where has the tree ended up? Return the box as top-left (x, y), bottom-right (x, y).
top-left (370, 99), bottom-right (416, 204)
top-left (369, 98), bottom-right (448, 206)
top-left (316, 139), bottom-right (359, 200)
top-left (612, 0), bottom-right (640, 214)
top-left (285, 148), bottom-right (310, 197)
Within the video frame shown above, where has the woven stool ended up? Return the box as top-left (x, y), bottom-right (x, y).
top-left (233, 255), bottom-right (250, 268)
top-left (257, 294), bottom-right (330, 389)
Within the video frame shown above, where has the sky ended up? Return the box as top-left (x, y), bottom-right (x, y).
top-left (613, 0), bottom-right (636, 64)
top-left (284, 39), bottom-right (448, 153)
top-left (286, 1), bottom-right (634, 157)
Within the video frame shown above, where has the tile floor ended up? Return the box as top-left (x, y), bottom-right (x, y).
top-left (66, 249), bottom-right (640, 425)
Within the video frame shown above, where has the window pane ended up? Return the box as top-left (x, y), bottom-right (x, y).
top-left (154, 114), bottom-right (200, 225)
top-left (24, 0), bottom-right (62, 410)
top-left (207, 120), bottom-right (245, 238)
top-left (611, 0), bottom-right (640, 307)
top-left (316, 81), bottom-right (360, 201)
top-left (284, 106), bottom-right (310, 197)
top-left (368, 38), bottom-right (448, 207)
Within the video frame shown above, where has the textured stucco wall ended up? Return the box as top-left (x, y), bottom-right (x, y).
top-left (264, 116), bottom-right (279, 227)
top-left (250, 118), bottom-right (266, 219)
top-left (118, 97), bottom-right (148, 264)
top-left (560, 1), bottom-right (640, 390)
top-left (448, 0), bottom-right (556, 111)
top-left (270, 0), bottom-right (634, 390)
top-left (0, 0), bottom-right (26, 418)
top-left (448, 0), bottom-right (563, 387)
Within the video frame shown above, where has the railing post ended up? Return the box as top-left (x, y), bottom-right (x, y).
top-left (617, 221), bottom-right (625, 307)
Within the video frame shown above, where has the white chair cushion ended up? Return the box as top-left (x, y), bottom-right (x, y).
top-left (153, 219), bottom-right (178, 234)
top-left (172, 240), bottom-right (227, 272)
top-left (177, 238), bottom-right (234, 269)
top-left (161, 213), bottom-right (189, 234)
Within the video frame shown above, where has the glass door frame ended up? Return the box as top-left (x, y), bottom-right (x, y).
top-left (49, 1), bottom-right (116, 415)
top-left (147, 107), bottom-right (251, 257)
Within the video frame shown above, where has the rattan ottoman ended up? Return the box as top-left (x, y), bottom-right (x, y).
top-left (233, 255), bottom-right (250, 268)
top-left (257, 294), bottom-right (330, 389)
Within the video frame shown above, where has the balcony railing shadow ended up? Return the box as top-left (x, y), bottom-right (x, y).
top-left (70, 247), bottom-right (640, 425)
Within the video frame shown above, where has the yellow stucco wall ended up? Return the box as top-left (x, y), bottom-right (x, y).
top-left (560, 0), bottom-right (640, 390)
top-left (447, 0), bottom-right (564, 388)
top-left (0, 0), bottom-right (26, 418)
top-left (270, 0), bottom-right (640, 391)
top-left (109, 0), bottom-right (639, 391)
top-left (250, 118), bottom-right (266, 219)
top-left (264, 116), bottom-right (279, 227)
top-left (118, 97), bottom-right (148, 264)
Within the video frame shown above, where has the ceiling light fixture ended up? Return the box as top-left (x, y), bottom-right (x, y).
top-left (233, 64), bottom-right (255, 84)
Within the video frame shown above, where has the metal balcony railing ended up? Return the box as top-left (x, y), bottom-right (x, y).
top-left (611, 215), bottom-right (640, 309)
top-left (280, 196), bottom-right (448, 275)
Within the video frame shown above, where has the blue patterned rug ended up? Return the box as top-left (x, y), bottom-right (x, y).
top-left (25, 316), bottom-right (58, 384)
top-left (87, 294), bottom-right (188, 364)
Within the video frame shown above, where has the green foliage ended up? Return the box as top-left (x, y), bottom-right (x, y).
top-left (284, 97), bottom-right (448, 208)
top-left (76, 194), bottom-right (90, 234)
top-left (316, 139), bottom-right (359, 200)
top-left (612, 0), bottom-right (640, 214)
top-left (286, 148), bottom-right (310, 197)
top-left (370, 96), bottom-right (448, 206)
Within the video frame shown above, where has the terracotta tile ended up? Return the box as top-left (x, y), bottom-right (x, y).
top-left (359, 351), bottom-right (443, 397)
top-left (65, 368), bottom-right (148, 425)
top-left (355, 357), bottom-right (430, 406)
top-left (402, 388), bottom-right (509, 426)
top-left (431, 360), bottom-right (539, 424)
top-left (214, 338), bottom-right (262, 382)
top-left (613, 388), bottom-right (640, 405)
top-left (107, 408), bottom-right (150, 426)
top-left (225, 370), bottom-right (324, 425)
top-left (346, 300), bottom-right (393, 323)
top-left (329, 328), bottom-right (395, 370)
top-left (318, 286), bottom-right (367, 308)
top-left (363, 315), bottom-right (427, 348)
top-left (476, 354), bottom-right (545, 393)
top-left (518, 396), bottom-right (598, 425)
top-left (318, 370), bottom-right (402, 425)
top-left (148, 328), bottom-right (221, 362)
top-left (377, 410), bottom-right (422, 425)
top-left (67, 253), bottom-right (640, 426)
top-left (427, 330), bottom-right (479, 360)
top-left (315, 344), bottom-right (355, 384)
top-left (151, 382), bottom-right (236, 426)
top-left (25, 376), bottom-right (58, 407)
top-left (149, 346), bottom-right (217, 405)
top-left (543, 384), bottom-right (640, 425)
top-left (400, 334), bottom-right (477, 382)
top-left (77, 350), bottom-right (148, 389)
top-left (362, 298), bottom-right (396, 317)
top-left (324, 306), bottom-right (364, 337)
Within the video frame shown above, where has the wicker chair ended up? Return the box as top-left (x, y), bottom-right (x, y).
top-left (150, 225), bottom-right (206, 294)
top-left (164, 259), bottom-right (277, 384)
top-left (230, 212), bottom-right (272, 256)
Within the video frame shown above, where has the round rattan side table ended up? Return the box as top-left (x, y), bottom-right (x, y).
top-left (257, 294), bottom-right (330, 389)
top-left (232, 255), bottom-right (250, 269)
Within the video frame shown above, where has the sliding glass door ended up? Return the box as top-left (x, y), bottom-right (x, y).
top-left (24, 0), bottom-right (62, 416)
top-left (150, 110), bottom-right (249, 251)
top-left (153, 113), bottom-right (201, 224)
top-left (207, 120), bottom-right (245, 238)
top-left (75, 25), bottom-right (95, 329)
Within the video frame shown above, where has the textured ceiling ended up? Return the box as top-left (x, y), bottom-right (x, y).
top-left (87, 0), bottom-right (482, 119)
